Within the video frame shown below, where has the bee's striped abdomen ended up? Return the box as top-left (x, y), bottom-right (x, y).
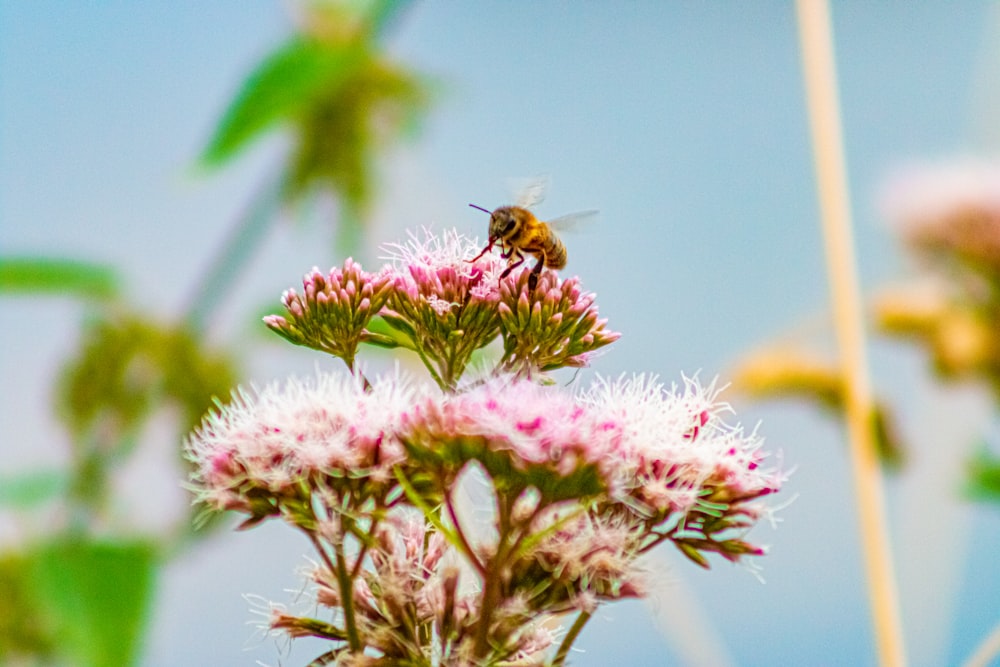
top-left (542, 230), bottom-right (567, 269)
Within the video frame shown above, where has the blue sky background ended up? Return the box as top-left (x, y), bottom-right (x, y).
top-left (3, 2), bottom-right (1000, 666)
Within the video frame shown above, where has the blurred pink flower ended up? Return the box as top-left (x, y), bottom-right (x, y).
top-left (880, 159), bottom-right (1000, 268)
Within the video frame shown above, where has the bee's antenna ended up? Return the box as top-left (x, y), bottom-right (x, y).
top-left (469, 204), bottom-right (491, 214)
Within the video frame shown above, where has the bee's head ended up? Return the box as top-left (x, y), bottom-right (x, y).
top-left (487, 206), bottom-right (519, 239)
top-left (469, 203), bottom-right (530, 247)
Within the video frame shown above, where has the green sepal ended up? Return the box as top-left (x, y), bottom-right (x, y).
top-left (378, 312), bottom-right (418, 340)
top-left (361, 331), bottom-right (402, 349)
top-left (676, 541), bottom-right (710, 569)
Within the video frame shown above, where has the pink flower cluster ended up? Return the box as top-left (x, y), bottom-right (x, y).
top-left (186, 371), bottom-right (420, 517)
top-left (380, 228), bottom-right (509, 385)
top-left (400, 379), bottom-right (619, 498)
top-left (527, 511), bottom-right (648, 611)
top-left (189, 225), bottom-right (785, 665)
top-left (584, 374), bottom-right (777, 516)
top-left (497, 270), bottom-right (621, 375)
top-left (264, 228), bottom-right (620, 389)
top-left (188, 370), bottom-right (781, 555)
top-left (280, 507), bottom-right (559, 664)
top-left (264, 258), bottom-right (394, 365)
top-left (381, 226), bottom-right (508, 305)
top-left (311, 509), bottom-right (456, 623)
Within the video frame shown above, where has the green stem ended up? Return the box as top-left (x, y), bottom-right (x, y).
top-left (413, 343), bottom-right (448, 391)
top-left (66, 433), bottom-right (114, 532)
top-left (473, 553), bottom-right (502, 661)
top-left (307, 530), bottom-right (361, 652)
top-left (183, 171), bottom-right (283, 333)
top-left (349, 517), bottom-right (378, 580)
top-left (552, 611), bottom-right (592, 666)
top-left (638, 530), bottom-right (672, 554)
top-left (443, 336), bottom-right (466, 389)
top-left (332, 538), bottom-right (362, 653)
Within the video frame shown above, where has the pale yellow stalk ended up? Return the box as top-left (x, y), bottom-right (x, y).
top-left (963, 620), bottom-right (1000, 667)
top-left (794, 1), bottom-right (907, 665)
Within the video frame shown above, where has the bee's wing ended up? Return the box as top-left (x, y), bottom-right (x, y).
top-left (546, 209), bottom-right (599, 232)
top-left (509, 175), bottom-right (551, 209)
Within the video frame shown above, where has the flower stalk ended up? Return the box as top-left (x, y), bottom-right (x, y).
top-left (796, 1), bottom-right (906, 665)
top-left (553, 610), bottom-right (592, 667)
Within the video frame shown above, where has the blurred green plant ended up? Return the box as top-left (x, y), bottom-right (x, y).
top-left (733, 160), bottom-right (1000, 506)
top-left (967, 445), bottom-right (1000, 502)
top-left (874, 163), bottom-right (1000, 506)
top-left (56, 314), bottom-right (237, 529)
top-left (1, 2), bottom-right (431, 664)
top-left (188, 0), bottom-right (432, 331)
top-left (731, 344), bottom-right (906, 470)
top-left (28, 539), bottom-right (156, 667)
top-left (0, 257), bottom-right (237, 666)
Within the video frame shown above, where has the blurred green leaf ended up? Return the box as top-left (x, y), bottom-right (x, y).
top-left (283, 55), bottom-right (430, 221)
top-left (200, 2), bottom-right (432, 261)
top-left (29, 538), bottom-right (157, 667)
top-left (966, 445), bottom-right (1000, 503)
top-left (0, 257), bottom-right (119, 300)
top-left (0, 552), bottom-right (57, 662)
top-left (0, 470), bottom-right (67, 509)
top-left (57, 314), bottom-right (238, 446)
top-left (732, 349), bottom-right (906, 470)
top-left (870, 404), bottom-right (905, 471)
top-left (202, 38), bottom-right (362, 166)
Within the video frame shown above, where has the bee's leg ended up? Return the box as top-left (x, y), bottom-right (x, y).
top-left (468, 238), bottom-right (496, 263)
top-left (528, 256), bottom-right (545, 291)
top-left (499, 252), bottom-right (524, 280)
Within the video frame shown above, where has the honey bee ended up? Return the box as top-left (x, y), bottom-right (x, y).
top-left (468, 181), bottom-right (596, 290)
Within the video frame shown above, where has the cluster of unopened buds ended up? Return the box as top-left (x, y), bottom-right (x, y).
top-left (186, 227), bottom-right (785, 666)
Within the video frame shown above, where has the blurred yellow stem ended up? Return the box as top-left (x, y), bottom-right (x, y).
top-left (963, 619), bottom-right (1000, 667)
top-left (794, 2), bottom-right (907, 666)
